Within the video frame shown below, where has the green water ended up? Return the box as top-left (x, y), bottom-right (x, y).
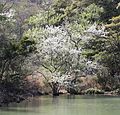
top-left (0, 95), bottom-right (120, 115)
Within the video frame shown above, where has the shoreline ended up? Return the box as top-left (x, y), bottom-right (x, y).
top-left (0, 90), bottom-right (120, 107)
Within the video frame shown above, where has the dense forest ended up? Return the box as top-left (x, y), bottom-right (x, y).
top-left (0, 0), bottom-right (120, 106)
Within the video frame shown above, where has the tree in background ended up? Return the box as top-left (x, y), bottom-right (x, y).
top-left (0, 3), bottom-right (36, 105)
top-left (83, 3), bottom-right (120, 91)
top-left (0, 0), bottom-right (119, 99)
top-left (25, 0), bottom-right (104, 95)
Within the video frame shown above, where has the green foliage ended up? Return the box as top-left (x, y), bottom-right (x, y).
top-left (0, 4), bottom-right (6, 21)
top-left (99, 0), bottom-right (120, 21)
top-left (106, 15), bottom-right (120, 31)
top-left (0, 3), bottom-right (36, 103)
top-left (27, 0), bottom-right (103, 27)
top-left (83, 9), bottom-right (120, 90)
top-left (0, 0), bottom-right (119, 98)
top-left (85, 88), bottom-right (104, 95)
top-left (18, 36), bottom-right (36, 55)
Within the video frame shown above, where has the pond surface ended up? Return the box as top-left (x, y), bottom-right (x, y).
top-left (0, 95), bottom-right (120, 115)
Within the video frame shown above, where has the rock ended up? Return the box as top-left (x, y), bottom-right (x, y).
top-left (25, 71), bottom-right (51, 95)
top-left (84, 88), bottom-right (104, 95)
top-left (59, 89), bottom-right (67, 94)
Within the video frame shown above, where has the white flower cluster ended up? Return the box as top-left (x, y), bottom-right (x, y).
top-left (38, 26), bottom-right (82, 61)
top-left (84, 60), bottom-right (99, 75)
top-left (49, 72), bottom-right (72, 84)
top-left (85, 23), bottom-right (109, 37)
top-left (28, 26), bottom-right (85, 84)
top-left (0, 9), bottom-right (15, 18)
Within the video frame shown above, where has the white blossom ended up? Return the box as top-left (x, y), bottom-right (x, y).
top-left (85, 23), bottom-right (109, 37)
top-left (0, 9), bottom-right (15, 18)
top-left (27, 25), bottom-right (86, 86)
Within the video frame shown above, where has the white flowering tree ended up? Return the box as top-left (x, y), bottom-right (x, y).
top-left (25, 25), bottom-right (86, 95)
top-left (24, 2), bottom-right (105, 95)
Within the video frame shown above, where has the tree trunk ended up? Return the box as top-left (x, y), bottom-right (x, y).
top-left (52, 82), bottom-right (59, 96)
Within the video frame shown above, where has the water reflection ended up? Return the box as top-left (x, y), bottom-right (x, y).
top-left (1, 95), bottom-right (120, 115)
top-left (52, 97), bottom-right (59, 104)
top-left (67, 95), bottom-right (76, 99)
top-left (0, 108), bottom-right (35, 113)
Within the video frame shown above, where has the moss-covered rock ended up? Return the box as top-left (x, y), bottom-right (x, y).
top-left (85, 88), bottom-right (104, 95)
